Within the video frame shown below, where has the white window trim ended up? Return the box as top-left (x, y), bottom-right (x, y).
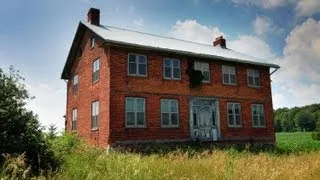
top-left (194, 61), bottom-right (210, 83)
top-left (72, 108), bottom-right (77, 131)
top-left (125, 97), bottom-right (146, 128)
top-left (127, 53), bottom-right (148, 77)
top-left (163, 58), bottom-right (181, 80)
top-left (161, 99), bottom-right (180, 128)
top-left (222, 65), bottom-right (236, 85)
top-left (251, 104), bottom-right (266, 128)
top-left (227, 102), bottom-right (242, 127)
top-left (247, 69), bottom-right (260, 87)
top-left (91, 101), bottom-right (99, 130)
top-left (90, 37), bottom-right (95, 49)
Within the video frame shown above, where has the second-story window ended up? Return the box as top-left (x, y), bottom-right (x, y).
top-left (128, 54), bottom-right (147, 76)
top-left (248, 69), bottom-right (260, 87)
top-left (194, 61), bottom-right (210, 83)
top-left (92, 58), bottom-right (100, 83)
top-left (164, 58), bottom-right (181, 80)
top-left (222, 65), bottom-right (236, 85)
top-left (73, 75), bottom-right (78, 94)
top-left (72, 108), bottom-right (77, 131)
top-left (91, 101), bottom-right (99, 130)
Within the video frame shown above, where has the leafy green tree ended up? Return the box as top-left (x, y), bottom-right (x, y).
top-left (0, 66), bottom-right (58, 174)
top-left (294, 111), bottom-right (316, 131)
top-left (47, 124), bottom-right (57, 139)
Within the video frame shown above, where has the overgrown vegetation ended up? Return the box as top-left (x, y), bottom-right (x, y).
top-left (0, 66), bottom-right (59, 175)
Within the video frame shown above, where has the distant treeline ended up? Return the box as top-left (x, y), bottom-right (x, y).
top-left (274, 104), bottom-right (320, 132)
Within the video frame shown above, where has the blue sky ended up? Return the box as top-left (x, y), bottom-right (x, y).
top-left (1, 0), bottom-right (320, 131)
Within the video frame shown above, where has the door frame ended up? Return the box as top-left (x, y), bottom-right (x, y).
top-left (189, 96), bottom-right (221, 141)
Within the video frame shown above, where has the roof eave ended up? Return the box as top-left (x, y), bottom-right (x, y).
top-left (103, 39), bottom-right (280, 69)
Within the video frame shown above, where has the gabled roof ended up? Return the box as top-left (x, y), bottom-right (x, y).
top-left (61, 21), bottom-right (279, 79)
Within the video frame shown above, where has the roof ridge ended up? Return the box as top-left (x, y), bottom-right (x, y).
top-left (97, 23), bottom-right (225, 49)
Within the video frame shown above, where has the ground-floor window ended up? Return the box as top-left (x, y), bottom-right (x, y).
top-left (251, 104), bottom-right (265, 127)
top-left (227, 102), bottom-right (242, 127)
top-left (161, 99), bottom-right (179, 127)
top-left (125, 97), bottom-right (146, 127)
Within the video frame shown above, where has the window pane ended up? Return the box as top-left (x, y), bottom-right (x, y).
top-left (136, 99), bottom-right (144, 112)
top-left (171, 113), bottom-right (178, 126)
top-left (228, 115), bottom-right (234, 126)
top-left (162, 113), bottom-right (170, 125)
top-left (138, 56), bottom-right (146, 64)
top-left (138, 64), bottom-right (146, 75)
top-left (253, 116), bottom-right (259, 126)
top-left (254, 77), bottom-right (260, 86)
top-left (230, 75), bottom-right (236, 84)
top-left (165, 67), bottom-right (172, 78)
top-left (234, 106), bottom-right (240, 114)
top-left (170, 100), bottom-right (178, 112)
top-left (254, 70), bottom-right (259, 77)
top-left (137, 112), bottom-right (145, 126)
top-left (212, 111), bottom-right (216, 126)
top-left (193, 112), bottom-right (197, 126)
top-left (73, 75), bottom-right (78, 85)
top-left (126, 99), bottom-right (134, 112)
top-left (161, 100), bottom-right (169, 112)
top-left (203, 71), bottom-right (210, 82)
top-left (129, 63), bottom-right (137, 74)
top-left (228, 104), bottom-right (233, 115)
top-left (229, 67), bottom-right (235, 75)
top-left (203, 63), bottom-right (209, 71)
top-left (129, 55), bottom-right (136, 63)
top-left (222, 66), bottom-right (228, 74)
top-left (252, 106), bottom-right (257, 115)
top-left (248, 77), bottom-right (254, 86)
top-left (173, 68), bottom-right (180, 78)
top-left (236, 115), bottom-right (241, 126)
top-left (172, 60), bottom-right (179, 68)
top-left (223, 74), bottom-right (229, 84)
top-left (194, 62), bottom-right (201, 70)
top-left (164, 59), bottom-right (171, 67)
top-left (126, 112), bottom-right (135, 126)
top-left (259, 115), bottom-right (265, 126)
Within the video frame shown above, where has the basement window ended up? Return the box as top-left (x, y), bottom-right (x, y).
top-left (247, 69), bottom-right (260, 87)
top-left (252, 104), bottom-right (265, 128)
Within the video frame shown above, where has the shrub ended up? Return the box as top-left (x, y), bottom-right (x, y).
top-left (1, 153), bottom-right (31, 179)
top-left (311, 132), bottom-right (320, 140)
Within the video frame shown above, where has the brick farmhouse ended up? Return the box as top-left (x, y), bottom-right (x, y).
top-left (61, 8), bottom-right (280, 148)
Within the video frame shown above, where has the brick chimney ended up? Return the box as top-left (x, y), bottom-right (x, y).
top-left (87, 8), bottom-right (100, 26)
top-left (213, 36), bottom-right (226, 48)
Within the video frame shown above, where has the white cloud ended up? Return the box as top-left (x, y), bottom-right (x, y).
top-left (231, 0), bottom-right (293, 9)
top-left (231, 0), bottom-right (320, 17)
top-left (168, 19), bottom-right (224, 45)
top-left (228, 35), bottom-right (275, 60)
top-left (253, 15), bottom-right (283, 36)
top-left (273, 18), bottom-right (320, 108)
top-left (296, 0), bottom-right (320, 17)
top-left (26, 81), bottom-right (66, 132)
top-left (133, 18), bottom-right (144, 27)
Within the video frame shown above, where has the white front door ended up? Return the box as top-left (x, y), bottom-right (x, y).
top-left (190, 98), bottom-right (219, 141)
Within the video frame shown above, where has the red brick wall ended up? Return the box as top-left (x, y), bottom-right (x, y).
top-left (66, 29), bottom-right (110, 147)
top-left (108, 45), bottom-right (275, 144)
